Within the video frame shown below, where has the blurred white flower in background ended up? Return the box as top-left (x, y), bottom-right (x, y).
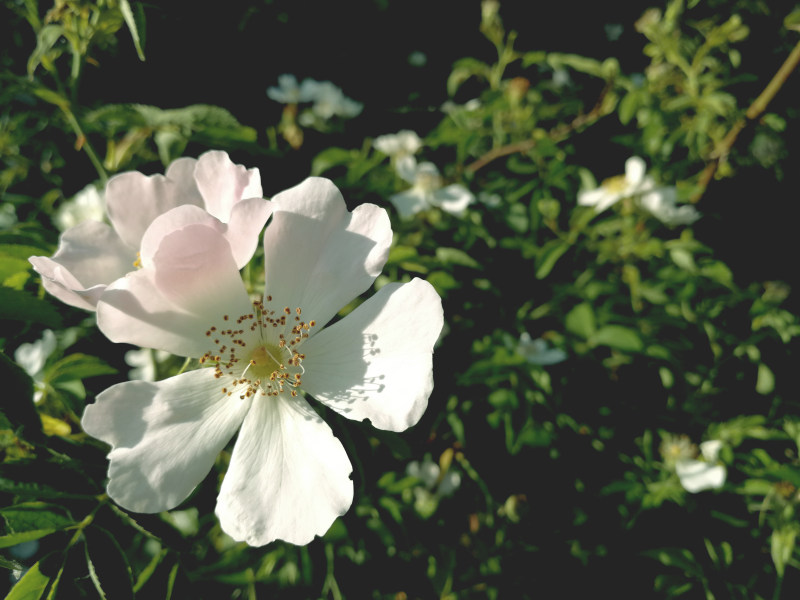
top-left (14, 330), bottom-right (57, 403)
top-left (269, 76), bottom-right (362, 124)
top-left (390, 162), bottom-right (474, 220)
top-left (53, 183), bottom-right (105, 232)
top-left (266, 74), bottom-right (318, 104)
top-left (638, 186), bottom-right (701, 226)
top-left (407, 455), bottom-right (461, 498)
top-left (675, 440), bottom-right (726, 493)
top-left (124, 348), bottom-right (171, 382)
top-left (517, 333), bottom-right (567, 365)
top-left (374, 130), bottom-right (423, 181)
top-left (0, 203), bottom-right (17, 228)
top-left (578, 156), bottom-right (655, 213)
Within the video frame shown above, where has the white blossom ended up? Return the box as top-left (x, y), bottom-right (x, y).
top-left (53, 184), bottom-right (105, 232)
top-left (30, 151), bottom-right (270, 311)
top-left (517, 333), bottom-right (567, 365)
top-left (638, 186), bottom-right (701, 226)
top-left (390, 162), bottom-right (474, 220)
top-left (84, 177), bottom-right (443, 546)
top-left (578, 156), bottom-right (656, 213)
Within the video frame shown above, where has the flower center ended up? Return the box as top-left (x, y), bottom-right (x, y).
top-left (602, 174), bottom-right (628, 193)
top-left (198, 296), bottom-right (317, 401)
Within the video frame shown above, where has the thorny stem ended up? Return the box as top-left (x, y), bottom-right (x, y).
top-left (465, 82), bottom-right (614, 174)
top-left (692, 39), bottom-right (800, 202)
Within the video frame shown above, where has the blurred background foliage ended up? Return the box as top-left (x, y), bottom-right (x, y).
top-left (2, 0), bottom-right (800, 597)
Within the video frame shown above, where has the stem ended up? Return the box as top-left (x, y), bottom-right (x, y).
top-left (466, 82), bottom-right (613, 173)
top-left (692, 39), bottom-right (800, 202)
top-left (61, 108), bottom-right (108, 184)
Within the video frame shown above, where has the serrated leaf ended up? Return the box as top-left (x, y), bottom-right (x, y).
top-left (119, 0), bottom-right (146, 61)
top-left (6, 559), bottom-right (50, 600)
top-left (45, 354), bottom-right (116, 385)
top-left (0, 289), bottom-right (62, 328)
top-left (1, 503), bottom-right (74, 533)
top-left (565, 303), bottom-right (596, 339)
top-left (84, 526), bottom-right (134, 600)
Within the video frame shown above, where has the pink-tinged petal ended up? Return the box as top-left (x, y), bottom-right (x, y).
top-left (152, 224), bottom-right (251, 318)
top-left (389, 189), bottom-right (428, 220)
top-left (215, 393), bottom-right (353, 546)
top-left (264, 177), bottom-right (391, 329)
top-left (82, 368), bottom-right (251, 513)
top-left (139, 205), bottom-right (225, 269)
top-left (301, 278), bottom-right (443, 432)
top-left (223, 198), bottom-right (272, 268)
top-left (433, 184), bottom-right (474, 217)
top-left (105, 157), bottom-right (204, 249)
top-left (194, 150), bottom-right (263, 222)
top-left (140, 201), bottom-right (271, 270)
top-left (97, 226), bottom-right (253, 357)
top-left (29, 221), bottom-right (134, 311)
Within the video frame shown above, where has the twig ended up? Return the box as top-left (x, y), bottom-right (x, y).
top-left (692, 39), bottom-right (800, 202)
top-left (465, 82), bottom-right (613, 174)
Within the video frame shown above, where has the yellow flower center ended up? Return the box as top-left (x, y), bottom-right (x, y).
top-left (199, 296), bottom-right (317, 400)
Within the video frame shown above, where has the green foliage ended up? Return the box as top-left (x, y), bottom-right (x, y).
top-left (2, 0), bottom-right (800, 598)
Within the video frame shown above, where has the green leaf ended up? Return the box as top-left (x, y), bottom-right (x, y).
top-left (0, 352), bottom-right (40, 436)
top-left (447, 57), bottom-right (490, 96)
top-left (756, 363), bottom-right (774, 395)
top-left (565, 303), bottom-right (596, 339)
top-left (84, 526), bottom-right (134, 600)
top-left (536, 240), bottom-right (570, 279)
top-left (771, 525), bottom-right (798, 577)
top-left (591, 325), bottom-right (643, 352)
top-left (119, 0), bottom-right (146, 61)
top-left (0, 289), bottom-right (62, 328)
top-left (0, 529), bottom-right (58, 550)
top-left (427, 271), bottom-right (458, 295)
top-left (27, 24), bottom-right (64, 78)
top-left (435, 247), bottom-right (480, 269)
top-left (311, 147), bottom-right (356, 177)
top-left (1, 503), bottom-right (74, 533)
top-left (6, 559), bottom-right (50, 600)
top-left (45, 354), bottom-right (117, 385)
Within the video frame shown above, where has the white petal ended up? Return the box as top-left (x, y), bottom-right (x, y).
top-left (193, 151), bottom-right (263, 222)
top-left (700, 440), bottom-right (723, 462)
top-left (676, 459), bottom-right (726, 493)
top-left (82, 369), bottom-right (251, 513)
top-left (625, 156), bottom-right (647, 185)
top-left (302, 278), bottom-right (443, 432)
top-left (105, 158), bottom-right (204, 249)
top-left (577, 187), bottom-right (614, 210)
top-left (140, 201), bottom-right (271, 271)
top-left (389, 189), bottom-right (428, 220)
top-left (215, 393), bottom-right (353, 546)
top-left (29, 221), bottom-right (134, 310)
top-left (97, 226), bottom-right (253, 357)
top-left (395, 155), bottom-right (419, 184)
top-left (264, 177), bottom-right (392, 329)
top-left (223, 198), bottom-right (272, 268)
top-left (432, 184), bottom-right (474, 217)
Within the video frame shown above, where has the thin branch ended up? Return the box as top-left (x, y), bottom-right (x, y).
top-left (465, 82), bottom-right (613, 174)
top-left (692, 38), bottom-right (800, 202)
